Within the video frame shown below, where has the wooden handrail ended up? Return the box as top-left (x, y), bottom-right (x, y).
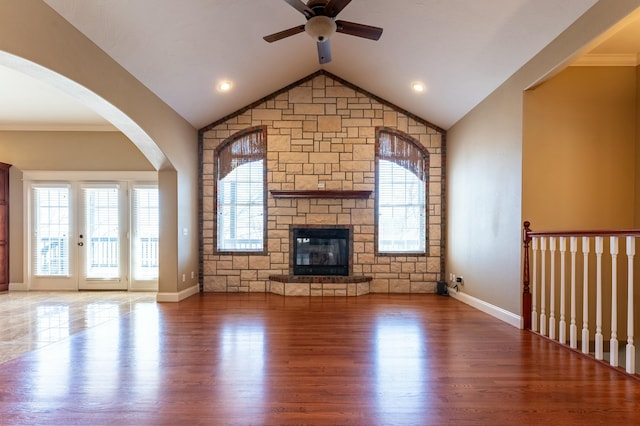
top-left (526, 229), bottom-right (640, 237)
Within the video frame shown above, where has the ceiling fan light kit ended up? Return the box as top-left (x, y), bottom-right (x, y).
top-left (264, 0), bottom-right (383, 64)
top-left (305, 16), bottom-right (336, 42)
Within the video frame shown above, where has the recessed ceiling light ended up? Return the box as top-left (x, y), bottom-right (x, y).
top-left (218, 81), bottom-right (232, 92)
top-left (411, 82), bottom-right (425, 93)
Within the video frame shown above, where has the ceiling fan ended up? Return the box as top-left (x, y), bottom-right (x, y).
top-left (263, 0), bottom-right (383, 64)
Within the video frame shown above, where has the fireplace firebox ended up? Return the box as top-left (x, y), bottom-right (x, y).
top-left (293, 227), bottom-right (349, 276)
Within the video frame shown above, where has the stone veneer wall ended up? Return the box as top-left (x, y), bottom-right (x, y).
top-left (200, 71), bottom-right (445, 294)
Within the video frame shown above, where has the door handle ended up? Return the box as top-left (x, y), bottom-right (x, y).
top-left (78, 242), bottom-right (84, 246)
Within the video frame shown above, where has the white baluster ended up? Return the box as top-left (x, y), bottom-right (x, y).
top-left (549, 237), bottom-right (556, 340)
top-left (582, 237), bottom-right (590, 354)
top-left (540, 237), bottom-right (547, 336)
top-left (559, 237), bottom-right (567, 344)
top-left (609, 236), bottom-right (619, 367)
top-left (532, 237), bottom-right (538, 332)
top-left (626, 237), bottom-right (635, 374)
top-left (570, 236), bottom-right (578, 349)
top-left (595, 236), bottom-right (603, 360)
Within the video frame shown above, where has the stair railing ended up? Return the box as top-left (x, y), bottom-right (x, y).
top-left (523, 221), bottom-right (638, 375)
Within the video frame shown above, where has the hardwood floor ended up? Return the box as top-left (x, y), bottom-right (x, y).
top-left (0, 292), bottom-right (639, 425)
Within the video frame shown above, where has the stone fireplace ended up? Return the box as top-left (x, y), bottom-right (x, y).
top-left (268, 224), bottom-right (372, 296)
top-left (200, 71), bottom-right (445, 296)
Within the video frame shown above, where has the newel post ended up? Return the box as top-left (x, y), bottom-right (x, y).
top-left (522, 221), bottom-right (532, 330)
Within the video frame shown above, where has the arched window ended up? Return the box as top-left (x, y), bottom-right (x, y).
top-left (376, 128), bottom-right (428, 254)
top-left (214, 126), bottom-right (266, 252)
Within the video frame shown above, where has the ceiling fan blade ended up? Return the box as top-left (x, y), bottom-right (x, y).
top-left (263, 25), bottom-right (306, 43)
top-left (335, 20), bottom-right (383, 40)
top-left (317, 40), bottom-right (332, 64)
top-left (324, 0), bottom-right (352, 18)
top-left (284, 0), bottom-right (315, 18)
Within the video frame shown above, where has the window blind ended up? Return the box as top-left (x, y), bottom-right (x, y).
top-left (32, 185), bottom-right (71, 276)
top-left (217, 160), bottom-right (264, 251)
top-left (82, 186), bottom-right (120, 279)
top-left (132, 185), bottom-right (159, 280)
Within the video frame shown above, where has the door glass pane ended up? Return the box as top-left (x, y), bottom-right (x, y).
top-left (83, 186), bottom-right (120, 279)
top-left (33, 186), bottom-right (70, 276)
top-left (132, 186), bottom-right (159, 280)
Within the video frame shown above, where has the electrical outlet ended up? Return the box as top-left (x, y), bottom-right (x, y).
top-left (456, 276), bottom-right (464, 284)
top-left (182, 273), bottom-right (186, 282)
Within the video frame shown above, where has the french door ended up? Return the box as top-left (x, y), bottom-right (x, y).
top-left (77, 184), bottom-right (126, 290)
top-left (28, 179), bottom-right (158, 291)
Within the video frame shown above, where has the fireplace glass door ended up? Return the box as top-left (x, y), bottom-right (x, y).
top-left (293, 228), bottom-right (349, 276)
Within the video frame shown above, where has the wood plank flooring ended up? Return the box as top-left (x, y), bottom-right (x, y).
top-left (0, 292), bottom-right (639, 425)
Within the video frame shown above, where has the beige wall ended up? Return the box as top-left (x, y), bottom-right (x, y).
top-left (0, 1), bottom-right (199, 296)
top-left (446, 0), bottom-right (640, 317)
top-left (522, 65), bottom-right (640, 346)
top-left (1, 130), bottom-right (154, 284)
top-left (447, 79), bottom-right (524, 314)
top-left (523, 66), bottom-right (637, 230)
top-left (0, 131), bottom-right (154, 171)
top-left (201, 73), bottom-right (445, 294)
top-left (636, 65), bottom-right (640, 227)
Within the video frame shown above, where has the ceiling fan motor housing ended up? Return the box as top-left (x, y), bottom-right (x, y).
top-left (307, 0), bottom-right (330, 11)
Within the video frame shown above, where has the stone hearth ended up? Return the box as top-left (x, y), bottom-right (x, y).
top-left (268, 274), bottom-right (372, 296)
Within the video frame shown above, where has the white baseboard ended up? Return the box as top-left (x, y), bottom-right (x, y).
top-left (449, 288), bottom-right (521, 329)
top-left (156, 283), bottom-right (200, 302)
top-left (9, 282), bottom-right (27, 291)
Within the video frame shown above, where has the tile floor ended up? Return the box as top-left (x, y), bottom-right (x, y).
top-left (0, 291), bottom-right (156, 364)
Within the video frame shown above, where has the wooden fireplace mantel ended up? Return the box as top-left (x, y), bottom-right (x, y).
top-left (270, 190), bottom-right (372, 199)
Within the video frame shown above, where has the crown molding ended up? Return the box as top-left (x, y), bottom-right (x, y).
top-left (571, 53), bottom-right (639, 67)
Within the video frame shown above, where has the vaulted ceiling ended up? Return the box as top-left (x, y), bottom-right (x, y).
top-left (2, 0), bottom-right (639, 132)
